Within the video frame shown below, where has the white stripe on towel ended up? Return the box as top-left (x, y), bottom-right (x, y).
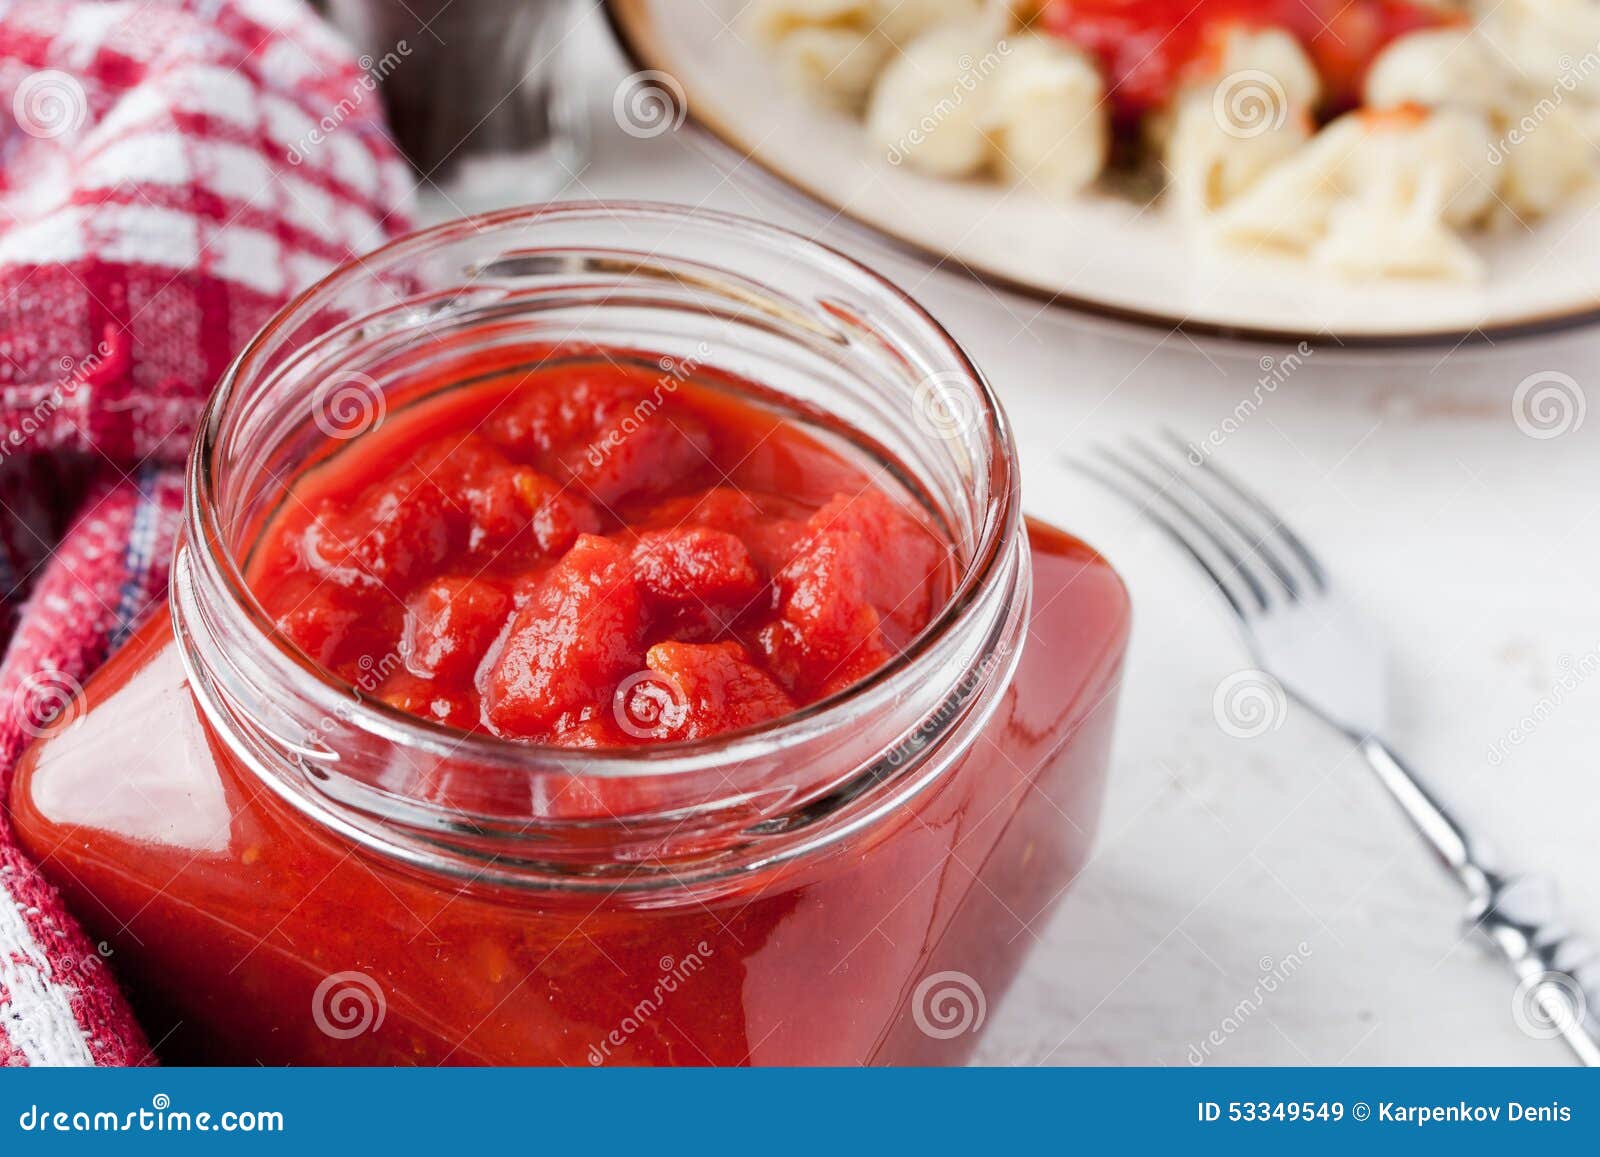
top-left (0, 869), bottom-right (95, 1066)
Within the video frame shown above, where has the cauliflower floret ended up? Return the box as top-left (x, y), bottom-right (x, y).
top-left (1495, 104), bottom-right (1597, 218)
top-left (1475, 0), bottom-right (1600, 102)
top-left (982, 34), bottom-right (1108, 198)
top-left (1209, 26), bottom-right (1322, 111)
top-left (866, 17), bottom-right (1003, 176)
top-left (870, 0), bottom-right (988, 47)
top-left (1313, 196), bottom-right (1484, 280)
top-left (1161, 28), bottom-right (1320, 218)
top-left (771, 27), bottom-right (895, 109)
top-left (1365, 27), bottom-right (1511, 113)
top-left (1212, 106), bottom-right (1498, 278)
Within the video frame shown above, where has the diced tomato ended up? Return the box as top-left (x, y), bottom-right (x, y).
top-left (269, 573), bottom-right (401, 681)
top-left (481, 535), bottom-right (646, 739)
top-left (375, 670), bottom-right (479, 730)
top-left (758, 530), bottom-right (895, 699)
top-left (485, 364), bottom-right (710, 505)
top-left (635, 487), bottom-right (809, 576)
top-left (412, 435), bottom-right (601, 559)
top-left (300, 472), bottom-right (453, 590)
top-left (806, 491), bottom-right (948, 641)
top-left (1040, 0), bottom-right (1459, 119)
top-left (402, 576), bottom-right (513, 682)
top-left (632, 528), bottom-right (763, 610)
top-left (249, 357), bottom-right (956, 749)
top-left (639, 641), bottom-right (795, 741)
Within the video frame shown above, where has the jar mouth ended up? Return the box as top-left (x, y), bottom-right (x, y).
top-left (181, 201), bottom-right (1020, 851)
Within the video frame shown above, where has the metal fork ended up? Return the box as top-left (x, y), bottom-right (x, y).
top-left (1075, 432), bottom-right (1600, 1067)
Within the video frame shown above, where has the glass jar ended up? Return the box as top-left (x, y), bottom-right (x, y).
top-left (10, 204), bottom-right (1129, 1066)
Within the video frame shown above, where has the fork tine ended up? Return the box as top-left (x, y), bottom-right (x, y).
top-left (1161, 429), bottom-right (1330, 593)
top-left (1131, 439), bottom-right (1304, 602)
top-left (1095, 444), bottom-right (1282, 614)
top-left (1068, 457), bottom-right (1251, 619)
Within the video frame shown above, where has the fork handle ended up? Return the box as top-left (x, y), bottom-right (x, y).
top-left (1359, 737), bottom-right (1600, 1066)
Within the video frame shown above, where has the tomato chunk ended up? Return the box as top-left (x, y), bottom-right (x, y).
top-left (485, 365), bottom-right (709, 505)
top-left (636, 641), bottom-right (795, 742)
top-left (758, 529), bottom-right (894, 699)
top-left (481, 535), bottom-right (646, 739)
top-left (403, 576), bottom-right (513, 682)
top-left (249, 355), bottom-right (956, 747)
top-left (300, 473), bottom-right (453, 590)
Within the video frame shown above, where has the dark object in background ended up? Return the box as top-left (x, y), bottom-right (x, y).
top-left (325, 0), bottom-right (586, 202)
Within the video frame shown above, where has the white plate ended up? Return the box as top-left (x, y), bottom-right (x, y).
top-left (606, 0), bottom-right (1600, 348)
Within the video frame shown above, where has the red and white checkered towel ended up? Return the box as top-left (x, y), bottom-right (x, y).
top-left (0, 0), bottom-right (413, 1066)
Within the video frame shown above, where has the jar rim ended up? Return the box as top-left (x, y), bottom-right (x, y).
top-left (184, 200), bottom-right (1021, 782)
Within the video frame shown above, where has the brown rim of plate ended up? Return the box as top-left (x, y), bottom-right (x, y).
top-left (602, 0), bottom-right (1600, 352)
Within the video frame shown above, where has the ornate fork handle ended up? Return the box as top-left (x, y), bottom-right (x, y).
top-left (1360, 736), bottom-right (1600, 1065)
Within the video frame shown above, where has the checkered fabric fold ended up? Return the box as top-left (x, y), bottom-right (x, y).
top-left (0, 0), bottom-right (413, 1066)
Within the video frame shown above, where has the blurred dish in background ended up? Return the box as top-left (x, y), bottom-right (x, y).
top-left (607, 0), bottom-right (1600, 346)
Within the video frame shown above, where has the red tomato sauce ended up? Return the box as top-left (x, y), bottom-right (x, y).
top-left (9, 344), bottom-right (1132, 1065)
top-left (1039, 0), bottom-right (1459, 120)
top-left (245, 353), bottom-right (954, 748)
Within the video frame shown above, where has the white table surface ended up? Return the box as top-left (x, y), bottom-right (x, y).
top-left (420, 9), bottom-right (1600, 1066)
